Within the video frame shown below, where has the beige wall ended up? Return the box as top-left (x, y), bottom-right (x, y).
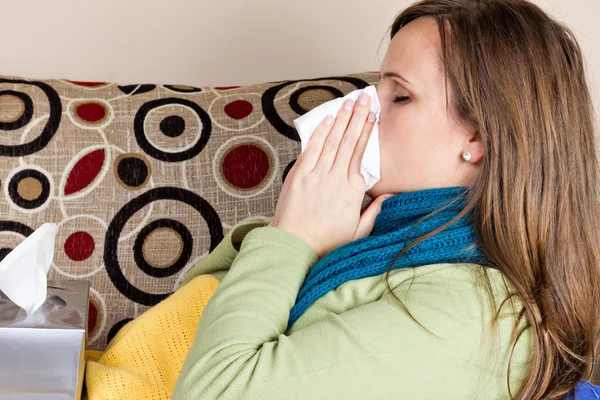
top-left (0, 0), bottom-right (597, 122)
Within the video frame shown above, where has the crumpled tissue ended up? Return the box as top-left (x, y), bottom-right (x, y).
top-left (293, 84), bottom-right (381, 190)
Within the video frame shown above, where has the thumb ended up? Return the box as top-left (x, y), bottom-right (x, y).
top-left (354, 194), bottom-right (394, 240)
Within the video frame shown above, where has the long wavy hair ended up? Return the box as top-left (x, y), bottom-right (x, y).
top-left (380, 0), bottom-right (600, 398)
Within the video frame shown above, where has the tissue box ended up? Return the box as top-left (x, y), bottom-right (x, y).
top-left (0, 280), bottom-right (89, 400)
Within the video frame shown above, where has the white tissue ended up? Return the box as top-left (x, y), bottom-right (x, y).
top-left (0, 223), bottom-right (58, 314)
top-left (293, 85), bottom-right (381, 190)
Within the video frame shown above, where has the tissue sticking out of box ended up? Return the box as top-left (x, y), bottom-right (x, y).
top-left (0, 223), bottom-right (58, 314)
top-left (293, 84), bottom-right (381, 191)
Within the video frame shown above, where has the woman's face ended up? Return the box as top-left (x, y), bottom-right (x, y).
top-left (366, 16), bottom-right (482, 199)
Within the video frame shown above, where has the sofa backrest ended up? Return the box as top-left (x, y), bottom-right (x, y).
top-left (0, 72), bottom-right (378, 350)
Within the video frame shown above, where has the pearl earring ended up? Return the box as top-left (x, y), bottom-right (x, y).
top-left (462, 152), bottom-right (472, 161)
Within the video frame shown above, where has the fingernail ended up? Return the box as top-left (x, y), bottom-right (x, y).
top-left (344, 99), bottom-right (354, 111)
top-left (358, 92), bottom-right (370, 106)
top-left (325, 115), bottom-right (334, 126)
top-left (367, 112), bottom-right (376, 123)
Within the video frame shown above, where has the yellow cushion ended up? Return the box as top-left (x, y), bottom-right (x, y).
top-left (83, 274), bottom-right (219, 400)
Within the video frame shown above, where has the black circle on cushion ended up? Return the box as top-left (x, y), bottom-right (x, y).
top-left (0, 221), bottom-right (34, 237)
top-left (134, 98), bottom-right (212, 162)
top-left (159, 115), bottom-right (186, 138)
top-left (8, 169), bottom-right (51, 209)
top-left (0, 221), bottom-right (34, 262)
top-left (104, 187), bottom-right (223, 306)
top-left (288, 85), bottom-right (344, 117)
top-left (133, 218), bottom-right (193, 278)
top-left (261, 76), bottom-right (369, 142)
top-left (0, 90), bottom-right (34, 131)
top-left (0, 248), bottom-right (13, 263)
top-left (106, 317), bottom-right (134, 345)
top-left (0, 79), bottom-right (61, 157)
top-left (282, 159), bottom-right (296, 184)
top-left (163, 85), bottom-right (202, 93)
top-left (116, 157), bottom-right (149, 188)
top-left (117, 84), bottom-right (156, 96)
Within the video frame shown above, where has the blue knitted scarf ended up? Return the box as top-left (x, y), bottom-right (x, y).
top-left (287, 186), bottom-right (488, 329)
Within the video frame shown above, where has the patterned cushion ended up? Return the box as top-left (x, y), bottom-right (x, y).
top-left (0, 72), bottom-right (379, 350)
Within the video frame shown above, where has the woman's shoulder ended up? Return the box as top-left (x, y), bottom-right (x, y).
top-left (378, 263), bottom-right (534, 389)
top-left (386, 262), bottom-right (528, 327)
top-left (384, 263), bottom-right (533, 368)
top-left (388, 262), bottom-right (523, 306)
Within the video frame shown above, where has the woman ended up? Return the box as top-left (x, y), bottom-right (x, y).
top-left (168, 0), bottom-right (600, 398)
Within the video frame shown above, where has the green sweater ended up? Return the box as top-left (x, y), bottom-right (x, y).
top-left (171, 220), bottom-right (533, 400)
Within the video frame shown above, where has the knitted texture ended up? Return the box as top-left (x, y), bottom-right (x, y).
top-left (83, 274), bottom-right (219, 400)
top-left (287, 186), bottom-right (487, 329)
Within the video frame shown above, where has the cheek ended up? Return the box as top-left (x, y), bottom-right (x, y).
top-left (380, 104), bottom-right (449, 144)
top-left (378, 115), bottom-right (416, 165)
top-left (378, 111), bottom-right (416, 146)
top-left (378, 108), bottom-right (453, 164)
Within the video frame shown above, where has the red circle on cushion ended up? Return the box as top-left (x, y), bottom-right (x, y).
top-left (64, 149), bottom-right (105, 195)
top-left (75, 102), bottom-right (107, 123)
top-left (215, 86), bottom-right (241, 90)
top-left (64, 231), bottom-right (95, 261)
top-left (66, 80), bottom-right (106, 87)
top-left (224, 100), bottom-right (253, 120)
top-left (222, 144), bottom-right (270, 189)
top-left (88, 300), bottom-right (98, 333)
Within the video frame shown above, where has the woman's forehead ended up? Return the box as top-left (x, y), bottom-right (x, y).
top-left (381, 18), bottom-right (444, 85)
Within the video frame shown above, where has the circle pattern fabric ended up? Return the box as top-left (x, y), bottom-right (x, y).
top-left (0, 71), bottom-right (378, 349)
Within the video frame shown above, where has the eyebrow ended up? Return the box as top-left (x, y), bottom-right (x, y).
top-left (379, 71), bottom-right (413, 87)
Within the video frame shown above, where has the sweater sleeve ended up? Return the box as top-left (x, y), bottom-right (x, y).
top-left (180, 220), bottom-right (269, 286)
top-left (171, 226), bottom-right (532, 400)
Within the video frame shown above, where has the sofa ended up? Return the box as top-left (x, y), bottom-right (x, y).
top-left (0, 71), bottom-right (378, 351)
top-left (4, 71), bottom-right (600, 392)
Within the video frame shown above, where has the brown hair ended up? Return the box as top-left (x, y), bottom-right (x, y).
top-left (381, 0), bottom-right (600, 398)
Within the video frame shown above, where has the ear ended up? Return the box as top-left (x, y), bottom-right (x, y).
top-left (464, 134), bottom-right (484, 164)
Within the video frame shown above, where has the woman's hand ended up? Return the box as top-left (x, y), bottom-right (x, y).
top-left (268, 93), bottom-right (394, 259)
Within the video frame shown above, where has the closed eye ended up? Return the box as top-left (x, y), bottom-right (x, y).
top-left (393, 96), bottom-right (410, 104)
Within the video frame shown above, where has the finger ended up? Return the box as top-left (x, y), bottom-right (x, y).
top-left (354, 194), bottom-right (392, 239)
top-left (314, 98), bottom-right (355, 172)
top-left (331, 93), bottom-right (372, 175)
top-left (296, 115), bottom-right (336, 173)
top-left (349, 111), bottom-right (377, 176)
top-left (360, 198), bottom-right (373, 214)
